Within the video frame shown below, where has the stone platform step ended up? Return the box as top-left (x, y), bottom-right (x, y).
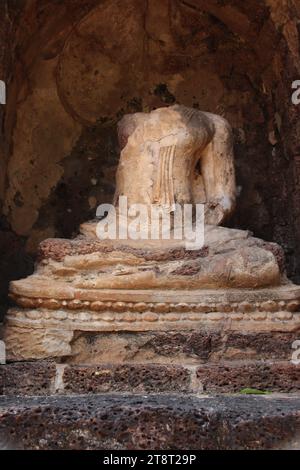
top-left (0, 393), bottom-right (299, 449)
top-left (1, 360), bottom-right (300, 396)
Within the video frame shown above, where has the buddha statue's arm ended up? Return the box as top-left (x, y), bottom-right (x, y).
top-left (200, 115), bottom-right (236, 225)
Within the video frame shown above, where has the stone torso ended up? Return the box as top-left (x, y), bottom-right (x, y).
top-left (116, 105), bottom-right (216, 211)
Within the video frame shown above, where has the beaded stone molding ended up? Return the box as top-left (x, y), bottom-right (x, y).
top-left (6, 286), bottom-right (300, 331)
top-left (9, 293), bottom-right (300, 314)
top-left (9, 283), bottom-right (300, 311)
top-left (6, 307), bottom-right (300, 327)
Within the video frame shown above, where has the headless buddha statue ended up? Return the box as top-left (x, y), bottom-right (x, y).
top-left (5, 105), bottom-right (300, 361)
top-left (114, 105), bottom-right (236, 225)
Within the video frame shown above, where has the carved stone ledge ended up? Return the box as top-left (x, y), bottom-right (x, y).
top-left (6, 307), bottom-right (300, 327)
top-left (9, 285), bottom-right (300, 313)
top-left (6, 284), bottom-right (300, 360)
top-left (4, 309), bottom-right (300, 361)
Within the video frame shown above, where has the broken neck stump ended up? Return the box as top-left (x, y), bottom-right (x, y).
top-left (4, 105), bottom-right (300, 362)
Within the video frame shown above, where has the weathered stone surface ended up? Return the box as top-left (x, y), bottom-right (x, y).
top-left (0, 394), bottom-right (299, 449)
top-left (56, 328), bottom-right (300, 363)
top-left (0, 357), bottom-right (300, 397)
top-left (4, 325), bottom-right (74, 361)
top-left (5, 306), bottom-right (300, 362)
top-left (196, 362), bottom-right (300, 393)
top-left (64, 331), bottom-right (223, 365)
top-left (63, 364), bottom-right (191, 394)
top-left (66, 329), bottom-right (300, 365)
top-left (0, 362), bottom-right (193, 396)
top-left (2, 360), bottom-right (300, 396)
top-left (6, 326), bottom-right (300, 364)
top-left (224, 332), bottom-right (300, 360)
top-left (0, 361), bottom-right (56, 396)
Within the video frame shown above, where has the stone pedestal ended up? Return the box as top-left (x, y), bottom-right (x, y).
top-left (5, 222), bottom-right (300, 361)
top-left (4, 284), bottom-right (300, 361)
